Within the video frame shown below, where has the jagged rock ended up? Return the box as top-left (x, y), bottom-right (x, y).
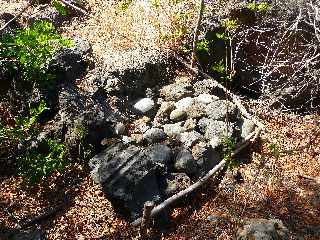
top-left (204, 120), bottom-right (235, 140)
top-left (133, 98), bottom-right (155, 114)
top-left (236, 219), bottom-right (289, 240)
top-left (160, 82), bottom-right (193, 101)
top-left (143, 128), bottom-right (167, 143)
top-left (49, 38), bottom-right (92, 83)
top-left (89, 142), bottom-right (165, 220)
top-left (186, 102), bottom-right (207, 119)
top-left (198, 118), bottom-right (235, 140)
top-left (192, 143), bottom-right (221, 175)
top-left (163, 122), bottom-right (186, 137)
top-left (193, 79), bottom-right (224, 97)
top-left (39, 85), bottom-right (118, 156)
top-left (174, 148), bottom-right (199, 177)
top-left (175, 97), bottom-right (194, 110)
top-left (96, 49), bottom-right (171, 98)
top-left (170, 109), bottom-right (187, 121)
top-left (240, 118), bottom-right (255, 139)
top-left (160, 173), bottom-right (191, 198)
top-left (177, 131), bottom-right (203, 148)
top-left (183, 118), bottom-right (197, 131)
top-left (147, 144), bottom-right (172, 166)
top-left (205, 100), bottom-right (237, 120)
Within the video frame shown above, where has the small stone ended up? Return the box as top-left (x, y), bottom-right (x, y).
top-left (184, 118), bottom-right (197, 130)
top-left (192, 142), bottom-right (208, 160)
top-left (114, 122), bottom-right (126, 135)
top-left (143, 128), bottom-right (167, 143)
top-left (170, 109), bottom-right (187, 121)
top-left (163, 122), bottom-right (186, 137)
top-left (209, 136), bottom-right (221, 149)
top-left (175, 97), bottom-right (194, 110)
top-left (195, 94), bottom-right (219, 104)
top-left (193, 79), bottom-right (221, 96)
top-left (177, 131), bottom-right (202, 148)
top-left (121, 136), bottom-right (133, 144)
top-left (236, 219), bottom-right (289, 240)
top-left (155, 101), bottom-right (175, 119)
top-left (160, 83), bottom-right (193, 101)
top-left (240, 118), bottom-right (255, 139)
top-left (207, 215), bottom-right (221, 223)
top-left (133, 98), bottom-right (155, 113)
top-left (174, 149), bottom-right (199, 176)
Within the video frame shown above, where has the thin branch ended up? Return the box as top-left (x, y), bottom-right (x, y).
top-left (59, 0), bottom-right (89, 16)
top-left (190, 0), bottom-right (205, 67)
top-left (0, 1), bottom-right (33, 32)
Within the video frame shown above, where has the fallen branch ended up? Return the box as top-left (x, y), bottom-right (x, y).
top-left (0, 1), bottom-right (33, 32)
top-left (132, 128), bottom-right (262, 227)
top-left (298, 174), bottom-right (320, 184)
top-left (59, 0), bottom-right (89, 16)
top-left (174, 54), bottom-right (265, 130)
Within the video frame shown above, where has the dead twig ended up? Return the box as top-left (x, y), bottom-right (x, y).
top-left (0, 1), bottom-right (33, 32)
top-left (190, 0), bottom-right (205, 67)
top-left (139, 201), bottom-right (154, 238)
top-left (132, 128), bottom-right (262, 227)
top-left (59, 0), bottom-right (89, 16)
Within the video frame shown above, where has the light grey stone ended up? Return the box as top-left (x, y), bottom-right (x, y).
top-left (240, 118), bottom-right (255, 139)
top-left (206, 100), bottom-right (237, 120)
top-left (195, 93), bottom-right (219, 104)
top-left (163, 122), bottom-right (186, 137)
top-left (133, 98), bottom-right (155, 113)
top-left (177, 131), bottom-right (202, 148)
top-left (175, 97), bottom-right (194, 110)
top-left (170, 109), bottom-right (187, 121)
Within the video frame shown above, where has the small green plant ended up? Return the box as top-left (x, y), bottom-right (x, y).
top-left (222, 19), bottom-right (239, 32)
top-left (0, 20), bottom-right (73, 87)
top-left (247, 1), bottom-right (271, 12)
top-left (74, 123), bottom-right (93, 161)
top-left (52, 1), bottom-right (68, 16)
top-left (222, 137), bottom-right (238, 168)
top-left (120, 0), bottom-right (133, 11)
top-left (151, 0), bottom-right (161, 8)
top-left (196, 38), bottom-right (210, 53)
top-left (211, 59), bottom-right (226, 74)
top-left (18, 139), bottom-right (69, 184)
top-left (268, 143), bottom-right (281, 159)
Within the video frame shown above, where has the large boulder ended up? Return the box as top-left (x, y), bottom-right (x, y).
top-left (89, 142), bottom-right (169, 219)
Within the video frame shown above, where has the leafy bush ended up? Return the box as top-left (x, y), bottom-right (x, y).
top-left (18, 139), bottom-right (69, 184)
top-left (0, 100), bottom-right (69, 184)
top-left (0, 20), bottom-right (72, 88)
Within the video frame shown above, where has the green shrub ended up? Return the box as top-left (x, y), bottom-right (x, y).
top-left (247, 1), bottom-right (271, 12)
top-left (0, 20), bottom-right (72, 88)
top-left (18, 139), bottom-right (69, 184)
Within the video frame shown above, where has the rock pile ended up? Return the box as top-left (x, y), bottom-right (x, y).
top-left (89, 73), bottom-right (256, 221)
